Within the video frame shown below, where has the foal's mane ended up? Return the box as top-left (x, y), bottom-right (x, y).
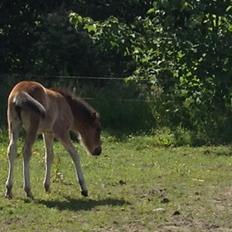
top-left (50, 88), bottom-right (97, 122)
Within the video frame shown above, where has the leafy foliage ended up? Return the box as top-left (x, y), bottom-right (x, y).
top-left (1, 0), bottom-right (232, 144)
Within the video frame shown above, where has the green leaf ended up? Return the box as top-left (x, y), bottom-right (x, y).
top-left (84, 24), bottom-right (97, 33)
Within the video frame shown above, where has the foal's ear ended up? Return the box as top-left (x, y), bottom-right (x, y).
top-left (92, 112), bottom-right (98, 120)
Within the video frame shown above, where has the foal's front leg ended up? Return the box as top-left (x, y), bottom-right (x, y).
top-left (23, 125), bottom-right (38, 199)
top-left (59, 133), bottom-right (88, 197)
top-left (23, 142), bottom-right (34, 199)
top-left (43, 133), bottom-right (54, 192)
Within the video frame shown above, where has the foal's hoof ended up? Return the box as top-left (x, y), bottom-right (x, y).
top-left (44, 184), bottom-right (51, 193)
top-left (26, 191), bottom-right (34, 200)
top-left (81, 190), bottom-right (88, 197)
top-left (5, 186), bottom-right (13, 199)
top-left (5, 192), bottom-right (13, 199)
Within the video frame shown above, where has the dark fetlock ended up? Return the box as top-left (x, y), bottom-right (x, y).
top-left (5, 185), bottom-right (13, 199)
top-left (24, 187), bottom-right (34, 199)
top-left (44, 183), bottom-right (51, 193)
top-left (81, 189), bottom-right (88, 197)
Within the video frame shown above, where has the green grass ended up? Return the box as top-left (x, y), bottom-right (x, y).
top-left (0, 135), bottom-right (232, 231)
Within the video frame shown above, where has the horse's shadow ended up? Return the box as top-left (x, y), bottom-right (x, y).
top-left (36, 196), bottom-right (130, 212)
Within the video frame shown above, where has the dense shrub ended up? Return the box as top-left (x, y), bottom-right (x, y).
top-left (1, 1), bottom-right (232, 144)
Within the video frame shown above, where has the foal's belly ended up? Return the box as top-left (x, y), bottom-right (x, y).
top-left (38, 116), bottom-right (56, 134)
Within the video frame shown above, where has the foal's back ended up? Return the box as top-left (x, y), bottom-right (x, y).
top-left (8, 81), bottom-right (74, 135)
top-left (9, 81), bottom-right (47, 108)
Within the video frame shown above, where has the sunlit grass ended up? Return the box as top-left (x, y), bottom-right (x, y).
top-left (0, 135), bottom-right (232, 231)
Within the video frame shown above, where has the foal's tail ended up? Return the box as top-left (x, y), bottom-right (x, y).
top-left (13, 92), bottom-right (46, 118)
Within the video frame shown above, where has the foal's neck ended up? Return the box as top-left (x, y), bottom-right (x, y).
top-left (51, 88), bottom-right (95, 123)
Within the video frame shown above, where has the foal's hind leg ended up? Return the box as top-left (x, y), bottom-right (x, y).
top-left (43, 133), bottom-right (54, 192)
top-left (23, 120), bottom-right (39, 199)
top-left (5, 120), bottom-right (20, 199)
top-left (58, 132), bottom-right (88, 197)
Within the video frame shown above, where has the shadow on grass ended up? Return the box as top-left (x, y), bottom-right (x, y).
top-left (36, 196), bottom-right (130, 212)
top-left (203, 149), bottom-right (232, 157)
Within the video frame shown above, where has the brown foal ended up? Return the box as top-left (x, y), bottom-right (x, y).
top-left (5, 81), bottom-right (102, 199)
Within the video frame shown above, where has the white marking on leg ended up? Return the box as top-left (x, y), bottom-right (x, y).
top-left (5, 119), bottom-right (20, 199)
top-left (23, 124), bottom-right (38, 199)
top-left (59, 134), bottom-right (88, 196)
top-left (68, 146), bottom-right (88, 195)
top-left (43, 133), bottom-right (54, 192)
top-left (5, 133), bottom-right (18, 198)
top-left (23, 143), bottom-right (33, 198)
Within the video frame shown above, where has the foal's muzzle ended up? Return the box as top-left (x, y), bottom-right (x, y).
top-left (92, 147), bottom-right (102, 156)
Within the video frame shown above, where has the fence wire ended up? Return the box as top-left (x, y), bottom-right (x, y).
top-left (0, 74), bottom-right (136, 81)
top-left (0, 74), bottom-right (156, 103)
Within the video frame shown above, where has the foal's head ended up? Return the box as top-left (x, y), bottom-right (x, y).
top-left (78, 111), bottom-right (102, 156)
top-left (66, 94), bottom-right (102, 156)
top-left (52, 89), bottom-right (102, 156)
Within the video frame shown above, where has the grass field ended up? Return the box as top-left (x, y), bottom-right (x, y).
top-left (0, 134), bottom-right (232, 231)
